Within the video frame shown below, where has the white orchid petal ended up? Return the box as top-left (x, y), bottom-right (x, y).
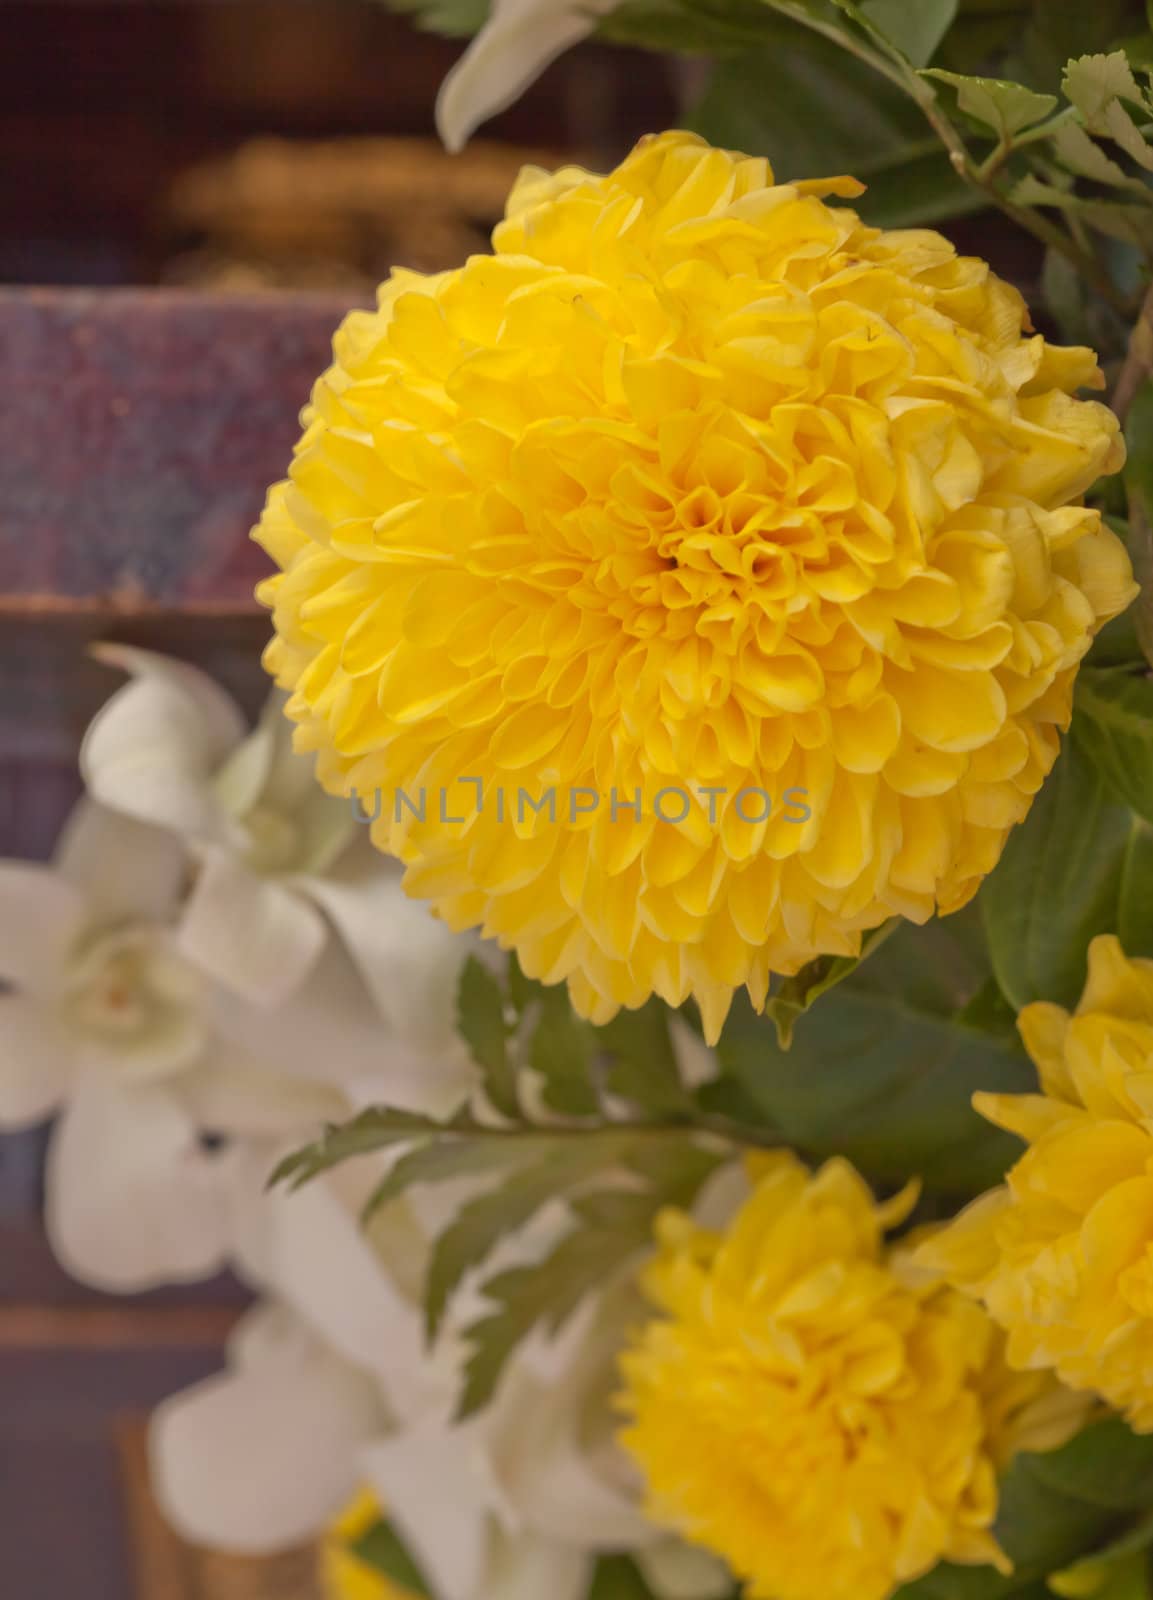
top-left (304, 849), bottom-right (469, 1047)
top-left (178, 1052), bottom-right (347, 1140)
top-left (435, 0), bottom-right (619, 152)
top-left (178, 858), bottom-right (327, 1005)
top-left (53, 800), bottom-right (187, 925)
top-left (480, 1525), bottom-right (589, 1600)
top-left (0, 861), bottom-right (85, 990)
top-left (0, 993), bottom-right (71, 1126)
top-left (45, 1080), bottom-right (231, 1291)
top-left (151, 1305), bottom-right (381, 1553)
top-left (81, 648), bottom-right (245, 846)
top-left (208, 940), bottom-right (403, 1097)
top-left (636, 1541), bottom-right (735, 1600)
top-left (254, 1172), bottom-right (443, 1410)
top-left (362, 1424), bottom-right (494, 1600)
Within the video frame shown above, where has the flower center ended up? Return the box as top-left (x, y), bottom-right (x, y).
top-left (60, 924), bottom-right (205, 1074)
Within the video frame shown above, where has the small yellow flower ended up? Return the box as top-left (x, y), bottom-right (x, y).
top-left (618, 1153), bottom-right (1084, 1600)
top-left (320, 1492), bottom-right (412, 1600)
top-left (255, 130), bottom-right (1133, 1043)
top-left (921, 935), bottom-right (1153, 1431)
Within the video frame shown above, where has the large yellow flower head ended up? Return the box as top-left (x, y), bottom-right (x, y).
top-left (922, 936), bottom-right (1153, 1431)
top-left (255, 130), bottom-right (1133, 1042)
top-left (618, 1154), bottom-right (1084, 1600)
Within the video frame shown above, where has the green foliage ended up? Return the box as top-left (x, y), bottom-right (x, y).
top-left (922, 69), bottom-right (1059, 137)
top-left (719, 913), bottom-right (1033, 1194)
top-left (859, 0), bottom-right (957, 68)
top-left (980, 738), bottom-right (1134, 1010)
top-left (350, 1517), bottom-right (434, 1595)
top-left (587, 1555), bottom-right (658, 1599)
top-left (1073, 666), bottom-right (1153, 824)
top-left (764, 919), bottom-right (897, 1047)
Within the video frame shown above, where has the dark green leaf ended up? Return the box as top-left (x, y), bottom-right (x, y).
top-left (860, 0), bottom-right (957, 66)
top-left (350, 1517), bottom-right (433, 1596)
top-left (1073, 667), bottom-right (1153, 823)
top-left (457, 956), bottom-right (518, 1117)
top-left (529, 987), bottom-right (601, 1117)
top-left (588, 1554), bottom-right (658, 1599)
top-left (599, 1000), bottom-right (692, 1114)
top-left (1120, 817), bottom-right (1153, 957)
top-left (980, 738), bottom-right (1133, 1009)
top-left (765, 919), bottom-right (897, 1047)
top-left (718, 914), bottom-right (1032, 1194)
top-left (687, 29), bottom-right (979, 228)
top-left (1029, 1416), bottom-right (1153, 1511)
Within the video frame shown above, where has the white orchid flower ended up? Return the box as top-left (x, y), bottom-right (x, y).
top-left (152, 1159), bottom-right (730, 1598)
top-left (0, 799), bottom-right (346, 1289)
top-left (436, 0), bottom-right (624, 152)
top-left (81, 646), bottom-right (474, 1062)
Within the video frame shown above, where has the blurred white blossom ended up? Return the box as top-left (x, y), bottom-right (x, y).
top-left (436, 0), bottom-right (623, 151)
top-left (151, 1157), bottom-right (730, 1599)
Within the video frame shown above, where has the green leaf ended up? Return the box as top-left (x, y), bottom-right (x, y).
top-left (599, 1000), bottom-right (693, 1114)
top-left (361, 1136), bottom-right (538, 1222)
top-left (1073, 667), bottom-right (1153, 824)
top-left (457, 956), bottom-right (518, 1117)
top-left (1053, 120), bottom-right (1134, 186)
top-left (1120, 817), bottom-right (1153, 957)
top-left (718, 913), bottom-right (1032, 1194)
top-left (528, 987), bottom-right (601, 1117)
top-left (588, 1555), bottom-right (658, 1599)
top-left (455, 1143), bottom-right (720, 1417)
top-left (859, 0), bottom-right (957, 65)
top-left (1009, 178), bottom-right (1153, 247)
top-left (349, 1517), bottom-right (433, 1596)
top-left (1051, 1519), bottom-right (1153, 1600)
top-left (765, 919), bottom-right (897, 1047)
top-left (383, 0), bottom-right (488, 36)
top-left (980, 737), bottom-right (1134, 1009)
top-left (270, 1108), bottom-right (450, 1191)
top-left (922, 68), bottom-right (1058, 137)
top-left (1030, 1415), bottom-right (1153, 1511)
top-left (687, 28), bottom-right (979, 228)
top-left (1063, 51), bottom-right (1149, 132)
top-left (425, 1138), bottom-right (632, 1337)
top-left (1123, 379), bottom-right (1153, 671)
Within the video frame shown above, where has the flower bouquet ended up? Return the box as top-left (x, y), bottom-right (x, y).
top-left (7, 3), bottom-right (1153, 1598)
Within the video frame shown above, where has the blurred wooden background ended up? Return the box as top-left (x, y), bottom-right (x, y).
top-left (0, 5), bottom-right (676, 1596)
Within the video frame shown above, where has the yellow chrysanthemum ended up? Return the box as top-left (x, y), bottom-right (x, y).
top-left (255, 130), bottom-right (1134, 1042)
top-left (319, 1492), bottom-right (412, 1600)
top-left (618, 1153), bottom-right (1087, 1600)
top-left (922, 935), bottom-right (1153, 1431)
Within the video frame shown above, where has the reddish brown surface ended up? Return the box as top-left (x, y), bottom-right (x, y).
top-left (0, 288), bottom-right (361, 609)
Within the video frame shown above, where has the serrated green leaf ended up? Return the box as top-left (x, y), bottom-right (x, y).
top-left (425, 1138), bottom-right (633, 1338)
top-left (719, 914), bottom-right (1031, 1194)
top-left (1053, 120), bottom-right (1134, 185)
top-left (455, 1141), bottom-right (719, 1417)
top-left (1121, 817), bottom-right (1153, 957)
top-left (362, 1136), bottom-right (539, 1222)
top-left (923, 68), bottom-right (1058, 137)
top-left (529, 987), bottom-right (601, 1117)
top-left (270, 1108), bottom-right (451, 1191)
top-left (457, 956), bottom-right (518, 1118)
top-left (349, 1517), bottom-right (433, 1595)
top-left (1010, 176), bottom-right (1153, 246)
top-left (765, 919), bottom-right (897, 1047)
top-left (859, 0), bottom-right (957, 65)
top-left (981, 737), bottom-right (1134, 1009)
top-left (588, 1554), bottom-right (658, 1599)
top-left (1063, 51), bottom-right (1148, 132)
top-left (1073, 667), bottom-right (1153, 823)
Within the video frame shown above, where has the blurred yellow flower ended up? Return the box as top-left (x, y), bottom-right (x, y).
top-left (619, 1153), bottom-right (1086, 1600)
top-left (921, 935), bottom-right (1153, 1432)
top-left (320, 1491), bottom-right (412, 1600)
top-left (256, 130), bottom-right (1132, 1044)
